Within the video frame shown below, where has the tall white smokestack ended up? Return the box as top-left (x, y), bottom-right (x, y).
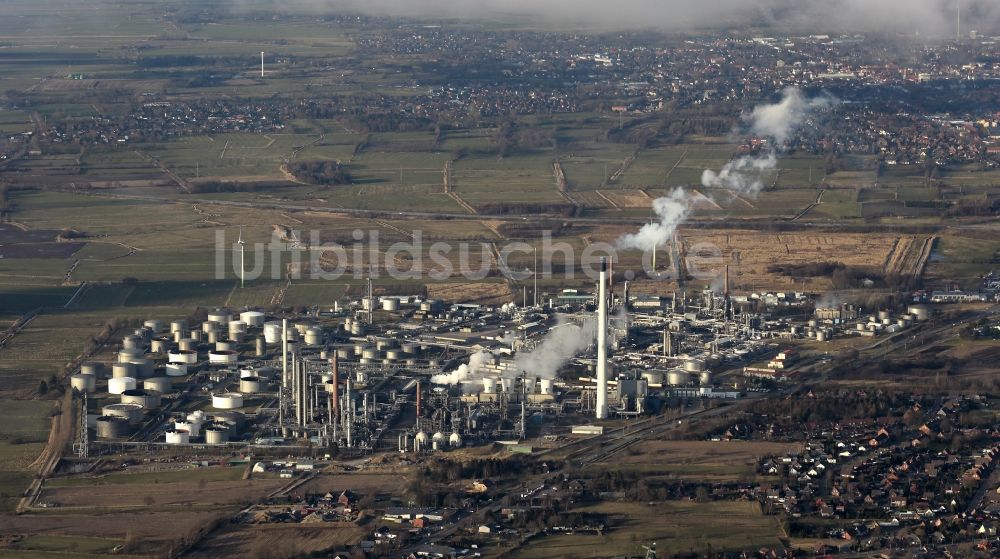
top-left (596, 258), bottom-right (609, 419)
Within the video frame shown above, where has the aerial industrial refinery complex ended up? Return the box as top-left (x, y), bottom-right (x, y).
top-left (69, 260), bottom-right (936, 459)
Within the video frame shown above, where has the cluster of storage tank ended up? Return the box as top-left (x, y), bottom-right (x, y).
top-left (86, 309), bottom-right (276, 440)
top-left (641, 358), bottom-right (712, 387)
top-left (479, 376), bottom-right (554, 395)
top-left (335, 338), bottom-right (424, 367)
top-left (402, 431), bottom-right (463, 452)
top-left (165, 409), bottom-right (244, 445)
top-left (852, 308), bottom-right (926, 336)
top-left (803, 320), bottom-right (835, 342)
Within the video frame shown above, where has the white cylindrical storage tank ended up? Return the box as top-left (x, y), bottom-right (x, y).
top-left (667, 370), bottom-right (688, 386)
top-left (207, 310), bottom-right (232, 324)
top-left (211, 411), bottom-right (245, 430)
top-left (401, 343), bottom-right (419, 355)
top-left (170, 320), bottom-right (187, 334)
top-left (126, 358), bottom-right (154, 378)
top-left (208, 350), bottom-right (238, 366)
top-left (118, 348), bottom-right (143, 362)
top-left (386, 349), bottom-right (405, 361)
top-left (168, 349), bottom-right (198, 364)
top-left (816, 330), bottom-right (828, 342)
top-left (350, 322), bottom-right (365, 336)
top-left (122, 335), bottom-right (142, 350)
top-left (908, 305), bottom-right (930, 321)
top-left (540, 378), bottom-right (554, 395)
top-left (500, 378), bottom-right (514, 393)
top-left (108, 376), bottom-right (137, 395)
top-left (699, 371), bottom-right (712, 385)
top-left (228, 320), bottom-right (247, 337)
top-left (71, 374), bottom-right (96, 393)
top-left (482, 377), bottom-right (497, 394)
top-left (120, 389), bottom-right (161, 409)
top-left (144, 319), bottom-right (165, 333)
top-left (305, 328), bottom-right (324, 346)
top-left (177, 338), bottom-right (197, 351)
top-left (212, 393), bottom-right (243, 409)
top-left (175, 420), bottom-right (201, 438)
top-left (96, 416), bottom-right (130, 439)
top-left (263, 322), bottom-right (282, 344)
top-left (432, 432), bottom-right (446, 448)
top-left (361, 348), bottom-right (378, 360)
top-left (878, 310), bottom-right (891, 321)
top-left (381, 297), bottom-right (400, 312)
top-left (376, 338), bottom-right (398, 351)
top-left (112, 362), bottom-right (136, 378)
top-left (216, 339), bottom-right (238, 352)
top-left (641, 371), bottom-right (663, 386)
top-left (239, 377), bottom-right (262, 394)
top-left (207, 330), bottom-right (220, 346)
top-left (144, 377), bottom-right (172, 394)
top-left (204, 426), bottom-right (230, 444)
top-left (150, 338), bottom-right (171, 354)
top-left (187, 410), bottom-right (206, 423)
top-left (165, 429), bottom-right (190, 445)
top-left (683, 359), bottom-right (706, 373)
top-left (102, 403), bottom-right (144, 424)
top-left (240, 311), bottom-right (265, 327)
top-left (202, 321), bottom-right (219, 334)
top-left (80, 362), bottom-right (104, 377)
top-left (524, 377), bottom-right (537, 394)
top-left (165, 363), bottom-right (188, 377)
top-left (449, 432), bottom-right (463, 448)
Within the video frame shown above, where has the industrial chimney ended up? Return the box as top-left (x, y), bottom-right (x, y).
top-left (596, 258), bottom-right (609, 419)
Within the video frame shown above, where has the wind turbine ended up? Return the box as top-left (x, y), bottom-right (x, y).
top-left (237, 226), bottom-right (246, 288)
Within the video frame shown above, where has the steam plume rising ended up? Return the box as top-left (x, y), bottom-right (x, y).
top-left (513, 318), bottom-right (596, 379)
top-left (747, 87), bottom-right (834, 146)
top-left (701, 87), bottom-right (833, 193)
top-left (616, 189), bottom-right (691, 252)
top-left (431, 350), bottom-right (493, 386)
top-left (700, 152), bottom-right (777, 195)
top-left (618, 87), bottom-right (833, 253)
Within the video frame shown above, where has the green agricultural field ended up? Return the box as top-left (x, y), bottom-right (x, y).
top-left (925, 235), bottom-right (1000, 289)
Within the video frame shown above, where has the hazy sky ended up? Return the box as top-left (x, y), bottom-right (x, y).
top-left (238, 0), bottom-right (998, 36)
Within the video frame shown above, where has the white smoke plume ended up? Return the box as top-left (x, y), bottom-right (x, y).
top-left (431, 350), bottom-right (494, 386)
top-left (616, 188), bottom-right (691, 252)
top-left (747, 87), bottom-right (834, 146)
top-left (513, 318), bottom-right (596, 379)
top-left (700, 152), bottom-right (777, 196)
top-left (701, 87), bottom-right (833, 193)
top-left (620, 87), bottom-right (832, 255)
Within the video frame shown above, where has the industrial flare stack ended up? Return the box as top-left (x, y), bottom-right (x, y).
top-left (596, 257), bottom-right (609, 420)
